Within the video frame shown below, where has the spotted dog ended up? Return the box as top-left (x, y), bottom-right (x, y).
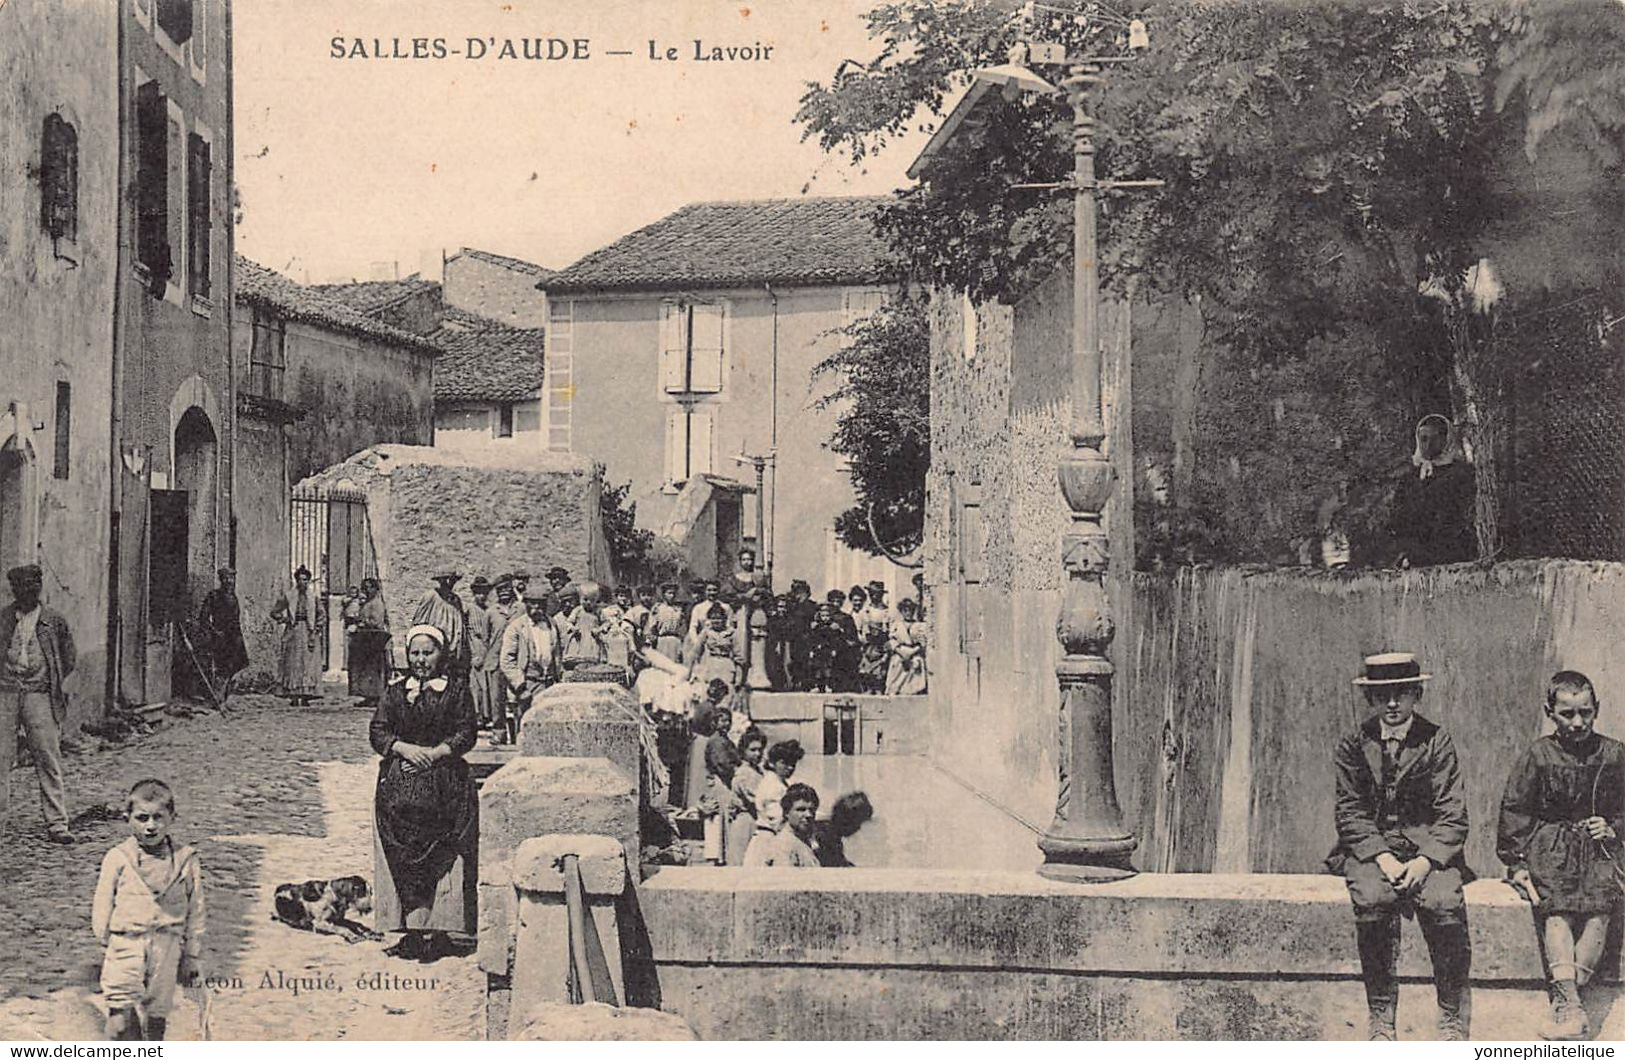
top-left (271, 876), bottom-right (381, 944)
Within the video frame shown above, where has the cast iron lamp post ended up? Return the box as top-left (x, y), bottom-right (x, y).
top-left (975, 4), bottom-right (1158, 883)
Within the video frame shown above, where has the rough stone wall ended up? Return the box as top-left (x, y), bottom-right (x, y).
top-left (444, 254), bottom-right (548, 328)
top-left (0, 0), bottom-right (120, 725)
top-left (300, 446), bottom-right (610, 639)
top-left (285, 324), bottom-right (435, 484)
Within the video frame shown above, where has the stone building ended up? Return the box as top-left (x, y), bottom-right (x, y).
top-left (442, 247), bottom-right (553, 329)
top-left (541, 196), bottom-right (909, 591)
top-left (0, 0), bottom-right (121, 729)
top-left (230, 256), bottom-right (440, 674)
top-left (430, 308), bottom-right (548, 453)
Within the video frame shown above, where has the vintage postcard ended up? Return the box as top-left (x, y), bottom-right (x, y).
top-left (1, 0), bottom-right (1623, 1045)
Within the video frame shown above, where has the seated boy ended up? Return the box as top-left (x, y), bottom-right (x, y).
top-left (1329, 652), bottom-right (1471, 1042)
top-left (744, 783), bottom-right (821, 867)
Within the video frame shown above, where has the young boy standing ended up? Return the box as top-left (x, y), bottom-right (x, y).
top-left (1329, 652), bottom-right (1471, 1041)
top-left (1499, 670), bottom-right (1624, 1040)
top-left (92, 779), bottom-right (205, 1041)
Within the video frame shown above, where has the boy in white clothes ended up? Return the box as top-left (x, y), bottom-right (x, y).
top-left (92, 779), bottom-right (205, 1041)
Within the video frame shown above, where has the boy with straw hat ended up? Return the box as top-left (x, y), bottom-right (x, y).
top-left (1328, 652), bottom-right (1472, 1041)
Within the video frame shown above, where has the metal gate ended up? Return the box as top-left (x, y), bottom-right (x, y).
top-left (289, 486), bottom-right (376, 668)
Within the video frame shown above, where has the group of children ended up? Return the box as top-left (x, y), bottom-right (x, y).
top-left (1331, 654), bottom-right (1624, 1042)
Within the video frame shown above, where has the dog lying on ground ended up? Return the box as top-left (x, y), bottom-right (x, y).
top-left (271, 876), bottom-right (381, 943)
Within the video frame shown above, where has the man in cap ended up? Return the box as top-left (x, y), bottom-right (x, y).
top-left (196, 567), bottom-right (248, 699)
top-left (411, 570), bottom-right (470, 677)
top-left (544, 568), bottom-right (571, 618)
top-left (0, 564), bottom-right (76, 842)
top-left (465, 577), bottom-right (501, 729)
top-left (1329, 652), bottom-right (1471, 1041)
top-left (499, 589), bottom-right (560, 741)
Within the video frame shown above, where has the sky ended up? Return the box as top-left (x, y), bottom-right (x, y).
top-left (232, 0), bottom-right (924, 284)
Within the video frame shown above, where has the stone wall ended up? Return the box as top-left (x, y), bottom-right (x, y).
top-left (928, 559), bottom-right (1625, 876)
top-left (299, 445), bottom-right (612, 639)
top-left (637, 869), bottom-right (1621, 1040)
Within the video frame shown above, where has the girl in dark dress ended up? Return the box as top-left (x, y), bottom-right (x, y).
top-left (1499, 670), bottom-right (1625, 1041)
top-left (370, 624), bottom-right (479, 961)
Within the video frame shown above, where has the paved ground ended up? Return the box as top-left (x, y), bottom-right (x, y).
top-left (0, 695), bottom-right (485, 1041)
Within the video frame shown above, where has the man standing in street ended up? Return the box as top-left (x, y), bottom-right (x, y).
top-left (197, 567), bottom-right (248, 700)
top-left (1329, 652), bottom-right (1472, 1041)
top-left (466, 576), bottom-right (500, 730)
top-left (0, 564), bottom-right (77, 843)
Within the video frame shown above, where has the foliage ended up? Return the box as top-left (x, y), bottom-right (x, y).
top-left (813, 294), bottom-right (932, 556)
top-left (798, 0), bottom-right (1625, 565)
top-left (597, 470), bottom-right (655, 584)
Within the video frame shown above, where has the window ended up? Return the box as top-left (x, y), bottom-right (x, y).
top-left (40, 114), bottom-right (78, 242)
top-left (156, 0), bottom-right (194, 45)
top-left (186, 133), bottom-right (211, 297)
top-left (496, 403), bottom-right (515, 438)
top-left (660, 301), bottom-right (725, 395)
top-left (249, 309), bottom-right (286, 399)
top-left (514, 400), bottom-right (543, 435)
top-left (53, 383), bottom-right (71, 480)
top-left (956, 479), bottom-right (985, 654)
top-left (134, 81), bottom-right (171, 285)
top-left (664, 406), bottom-right (714, 487)
top-left (842, 287), bottom-right (889, 328)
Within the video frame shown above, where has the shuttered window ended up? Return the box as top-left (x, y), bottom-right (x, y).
top-left (135, 81), bottom-right (170, 284)
top-left (665, 406), bottom-right (715, 487)
top-left (186, 133), bottom-right (211, 297)
top-left (40, 114), bottom-right (78, 242)
top-left (659, 300), bottom-right (726, 395)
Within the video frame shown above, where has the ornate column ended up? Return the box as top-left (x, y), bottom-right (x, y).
top-left (1037, 65), bottom-right (1138, 883)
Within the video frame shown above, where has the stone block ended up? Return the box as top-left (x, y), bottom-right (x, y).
top-left (509, 1002), bottom-right (698, 1041)
top-left (518, 682), bottom-right (643, 782)
top-left (514, 834), bottom-right (628, 896)
top-left (477, 756), bottom-right (638, 976)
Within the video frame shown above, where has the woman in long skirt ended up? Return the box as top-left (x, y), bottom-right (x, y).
top-left (271, 566), bottom-right (325, 704)
top-left (347, 577), bottom-right (391, 708)
top-left (370, 624), bottom-right (479, 961)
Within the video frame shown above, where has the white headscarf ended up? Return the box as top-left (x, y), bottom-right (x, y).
top-left (404, 624), bottom-right (449, 701)
top-left (1410, 414), bottom-right (1459, 480)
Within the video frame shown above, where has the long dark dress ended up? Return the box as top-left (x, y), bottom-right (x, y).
top-left (1498, 732), bottom-right (1625, 915)
top-left (1387, 461), bottom-right (1476, 567)
top-left (348, 596), bottom-right (391, 703)
top-left (370, 674), bottom-right (479, 933)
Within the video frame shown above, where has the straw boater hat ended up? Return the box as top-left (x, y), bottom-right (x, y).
top-left (1352, 652), bottom-right (1432, 686)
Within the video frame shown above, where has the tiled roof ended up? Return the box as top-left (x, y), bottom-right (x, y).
top-left (233, 256), bottom-right (440, 353)
top-left (310, 276), bottom-right (440, 315)
top-left (453, 247), bottom-right (557, 281)
top-left (430, 306), bottom-right (546, 403)
top-left (545, 195), bottom-right (903, 293)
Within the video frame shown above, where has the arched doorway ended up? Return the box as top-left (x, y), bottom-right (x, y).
top-left (172, 406), bottom-right (218, 611)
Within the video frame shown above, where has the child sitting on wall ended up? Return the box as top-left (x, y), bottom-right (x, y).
top-left (1499, 670), bottom-right (1625, 1040)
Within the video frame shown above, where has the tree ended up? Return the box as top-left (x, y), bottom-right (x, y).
top-left (798, 0), bottom-right (1625, 564)
top-left (814, 294), bottom-right (932, 556)
top-left (598, 472), bottom-right (655, 584)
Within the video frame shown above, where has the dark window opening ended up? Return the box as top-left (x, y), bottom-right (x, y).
top-left (186, 133), bottom-right (211, 297)
top-left (249, 309), bottom-right (287, 399)
top-left (156, 0), bottom-right (194, 45)
top-left (135, 81), bottom-right (171, 287)
top-left (53, 382), bottom-right (71, 480)
top-left (497, 403), bottom-right (515, 438)
top-left (40, 114), bottom-right (78, 242)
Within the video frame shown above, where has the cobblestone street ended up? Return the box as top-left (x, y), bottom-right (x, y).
top-left (0, 695), bottom-right (485, 1041)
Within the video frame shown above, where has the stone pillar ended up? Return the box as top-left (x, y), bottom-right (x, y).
top-left (509, 834), bottom-right (628, 1020)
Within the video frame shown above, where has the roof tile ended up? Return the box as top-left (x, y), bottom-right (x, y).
top-left (545, 195), bottom-right (902, 293)
top-left (233, 256), bottom-right (440, 353)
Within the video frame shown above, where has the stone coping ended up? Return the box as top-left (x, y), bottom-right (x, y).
top-left (639, 870), bottom-right (1617, 983)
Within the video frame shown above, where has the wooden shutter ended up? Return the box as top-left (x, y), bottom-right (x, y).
top-left (665, 408), bottom-right (686, 484)
top-left (135, 82), bottom-right (169, 279)
top-left (660, 303), bottom-right (686, 393)
top-left (689, 303), bottom-right (725, 393)
top-left (187, 134), bottom-right (211, 297)
top-left (689, 408), bottom-right (715, 476)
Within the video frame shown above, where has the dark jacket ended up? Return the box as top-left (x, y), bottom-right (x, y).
top-left (1329, 712), bottom-right (1468, 870)
top-left (0, 603), bottom-right (77, 723)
